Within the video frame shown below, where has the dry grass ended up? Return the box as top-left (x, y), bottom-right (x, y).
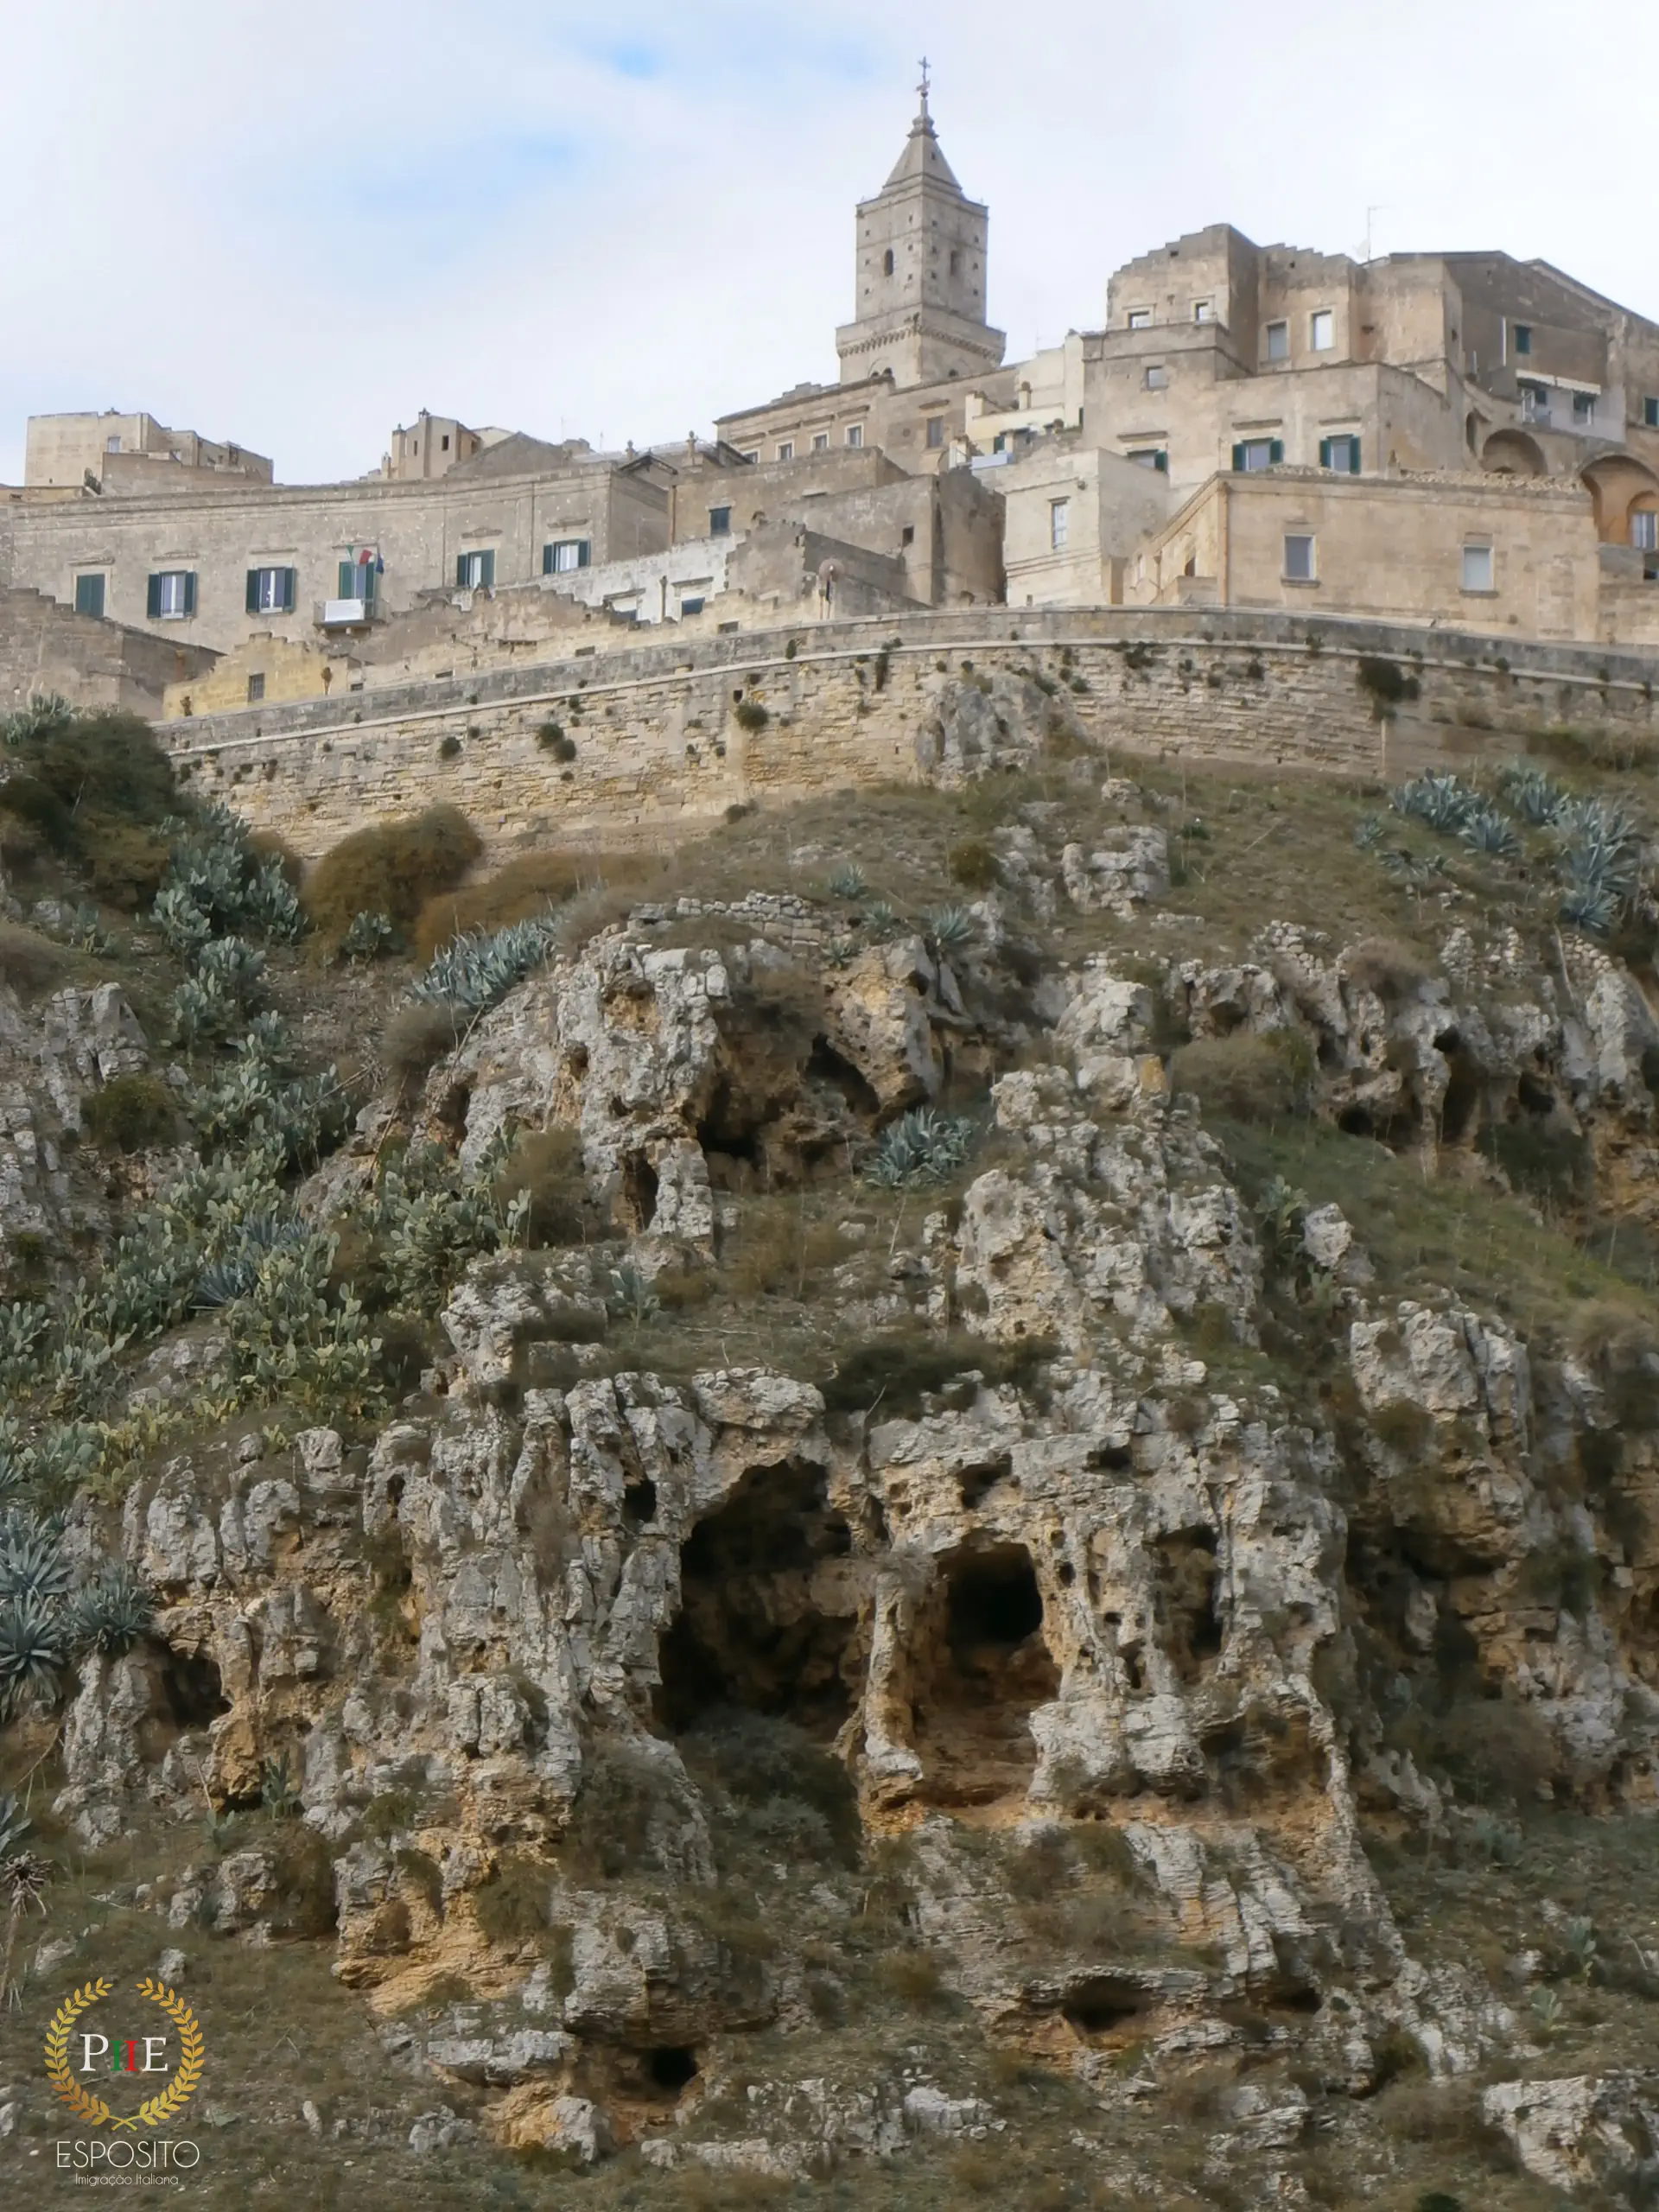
top-left (1169, 1032), bottom-right (1306, 1123)
top-left (413, 846), bottom-right (660, 957)
top-left (491, 1126), bottom-right (589, 1245)
top-left (0, 918), bottom-right (70, 995)
top-left (302, 804), bottom-right (482, 949)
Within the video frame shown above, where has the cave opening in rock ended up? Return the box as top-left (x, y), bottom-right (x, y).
top-left (658, 1459), bottom-right (857, 1741)
top-left (1153, 1529), bottom-right (1223, 1683)
top-left (646, 2045), bottom-right (699, 2091)
top-left (624, 1478), bottom-right (658, 1530)
top-left (619, 1151), bottom-right (659, 1233)
top-left (1437, 1039), bottom-right (1482, 1147)
top-left (162, 1649), bottom-right (231, 1730)
top-left (1062, 1976), bottom-right (1150, 2038)
top-left (804, 1035), bottom-right (882, 1119)
top-left (912, 1542), bottom-right (1059, 1807)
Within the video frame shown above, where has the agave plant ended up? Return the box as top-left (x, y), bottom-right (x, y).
top-left (1501, 764), bottom-right (1569, 826)
top-left (0, 1513), bottom-right (73, 1606)
top-left (923, 904), bottom-right (976, 950)
top-left (866, 1108), bottom-right (975, 1188)
top-left (1351, 814), bottom-right (1388, 851)
top-left (1254, 1175), bottom-right (1309, 1262)
top-left (827, 862), bottom-right (868, 900)
top-left (0, 1589), bottom-right (72, 1714)
top-left (68, 1562), bottom-right (153, 1657)
top-left (1, 693), bottom-right (72, 747)
top-left (1392, 772), bottom-right (1474, 836)
top-left (340, 910), bottom-right (396, 963)
top-left (1560, 880), bottom-right (1621, 936)
top-left (411, 917), bottom-right (558, 1014)
top-left (1460, 804), bottom-right (1522, 859)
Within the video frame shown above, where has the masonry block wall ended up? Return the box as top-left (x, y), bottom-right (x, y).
top-left (1, 588), bottom-right (217, 717)
top-left (162, 607), bottom-right (1659, 862)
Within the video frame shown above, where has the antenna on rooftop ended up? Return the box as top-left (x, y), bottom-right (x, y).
top-left (1364, 205), bottom-right (1389, 263)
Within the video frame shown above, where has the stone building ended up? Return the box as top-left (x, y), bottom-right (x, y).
top-left (24, 411), bottom-right (271, 493)
top-left (715, 83), bottom-right (1009, 475)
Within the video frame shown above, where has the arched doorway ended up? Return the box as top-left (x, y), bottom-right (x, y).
top-left (1580, 455), bottom-right (1659, 545)
top-left (1481, 429), bottom-right (1546, 477)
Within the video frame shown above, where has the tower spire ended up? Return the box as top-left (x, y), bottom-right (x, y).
top-left (917, 55), bottom-right (931, 118)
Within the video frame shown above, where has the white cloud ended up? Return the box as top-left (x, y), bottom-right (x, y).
top-left (4, 0), bottom-right (1656, 483)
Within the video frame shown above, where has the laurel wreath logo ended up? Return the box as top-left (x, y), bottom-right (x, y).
top-left (43, 1976), bottom-right (206, 2131)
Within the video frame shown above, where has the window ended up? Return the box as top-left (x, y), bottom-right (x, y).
top-left (441, 433), bottom-right (450, 451)
top-left (337, 558), bottom-right (378, 605)
top-left (777, 441), bottom-right (794, 461)
top-left (105, 435), bottom-right (122, 454)
top-left (708, 505), bottom-right (732, 537)
top-left (740, 449), bottom-right (760, 464)
top-left (1462, 543), bottom-right (1495, 593)
top-left (1633, 511), bottom-right (1659, 551)
top-left (882, 249), bottom-right (894, 276)
top-left (247, 672), bottom-right (265, 703)
top-left (1193, 299), bottom-right (1214, 322)
top-left (811, 432), bottom-right (829, 452)
top-left (1573, 391), bottom-right (1595, 427)
top-left (1128, 448), bottom-right (1169, 472)
top-left (1310, 309), bottom-right (1334, 351)
top-left (1266, 320), bottom-right (1289, 362)
top-left (679, 596), bottom-right (705, 616)
top-left (1231, 438), bottom-right (1283, 471)
top-left (846, 424), bottom-right (863, 448)
top-left (1514, 323), bottom-right (1532, 356)
top-left (925, 416), bottom-right (945, 448)
top-left (1050, 499), bottom-right (1070, 550)
top-left (1283, 532), bottom-right (1315, 582)
top-left (1144, 364), bottom-right (1168, 390)
top-left (1319, 435), bottom-right (1360, 473)
top-left (147, 570), bottom-right (196, 620)
top-left (950, 248), bottom-right (961, 276)
top-left (456, 549), bottom-right (495, 589)
top-left (543, 539), bottom-right (591, 574)
top-left (1645, 397), bottom-right (1659, 429)
top-left (245, 565), bottom-right (296, 614)
top-left (901, 524), bottom-right (915, 546)
top-left (73, 574), bottom-right (105, 619)
top-left (1128, 308), bottom-right (1151, 330)
top-left (1520, 380), bottom-right (1550, 424)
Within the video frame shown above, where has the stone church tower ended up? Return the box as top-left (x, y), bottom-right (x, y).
top-left (836, 79), bottom-right (1007, 390)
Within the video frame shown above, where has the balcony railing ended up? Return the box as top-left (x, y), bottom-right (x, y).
top-left (315, 596), bottom-right (378, 629)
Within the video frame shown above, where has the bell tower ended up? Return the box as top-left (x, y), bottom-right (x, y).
top-left (836, 68), bottom-right (1006, 389)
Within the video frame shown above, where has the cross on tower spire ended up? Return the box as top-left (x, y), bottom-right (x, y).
top-left (917, 56), bottom-right (931, 117)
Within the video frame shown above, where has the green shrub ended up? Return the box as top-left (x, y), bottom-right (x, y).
top-left (1170, 1032), bottom-right (1306, 1123)
top-left (537, 721), bottom-right (577, 761)
top-left (821, 1325), bottom-right (1056, 1418)
top-left (1357, 656), bottom-right (1421, 712)
top-left (82, 1072), bottom-right (178, 1154)
top-left (491, 1127), bottom-right (588, 1246)
top-left (381, 1001), bottom-right (462, 1086)
top-left (79, 820), bottom-right (171, 909)
top-left (302, 804), bottom-right (482, 950)
top-left (733, 698), bottom-right (769, 732)
top-left (415, 847), bottom-right (654, 957)
top-left (947, 836), bottom-right (999, 891)
top-left (473, 1857), bottom-right (554, 1946)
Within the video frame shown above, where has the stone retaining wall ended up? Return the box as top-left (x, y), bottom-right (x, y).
top-left (162, 606), bottom-right (1659, 861)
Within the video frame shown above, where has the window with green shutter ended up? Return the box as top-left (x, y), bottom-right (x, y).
top-left (457, 550), bottom-right (495, 589)
top-left (247, 567), bottom-right (296, 614)
top-left (73, 574), bottom-right (105, 619)
top-left (543, 539), bottom-right (592, 575)
top-left (1319, 435), bottom-right (1361, 474)
top-left (150, 570), bottom-right (194, 620)
top-left (1234, 439), bottom-right (1281, 472)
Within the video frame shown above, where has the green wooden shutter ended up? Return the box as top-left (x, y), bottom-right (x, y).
top-left (1349, 439), bottom-right (1361, 474)
top-left (1268, 440), bottom-right (1284, 466)
top-left (456, 554), bottom-right (468, 588)
top-left (246, 569), bottom-right (260, 614)
top-left (1230, 443), bottom-right (1245, 472)
top-left (480, 550), bottom-right (495, 589)
top-left (1154, 451), bottom-right (1167, 473)
top-left (182, 572), bottom-right (196, 617)
top-left (542, 543), bottom-right (554, 575)
top-left (1318, 438), bottom-right (1332, 470)
top-left (340, 561), bottom-right (354, 598)
top-left (577, 540), bottom-right (591, 568)
top-left (284, 567), bottom-right (297, 610)
top-left (146, 574), bottom-right (162, 620)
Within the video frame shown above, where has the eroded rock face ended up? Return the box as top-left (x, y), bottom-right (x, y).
top-left (0, 978), bottom-right (148, 1266)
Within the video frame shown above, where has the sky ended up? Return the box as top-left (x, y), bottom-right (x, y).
top-left (4, 0), bottom-right (1658, 485)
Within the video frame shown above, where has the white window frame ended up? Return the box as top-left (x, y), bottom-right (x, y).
top-left (1238, 438), bottom-right (1276, 473)
top-left (1573, 391), bottom-right (1595, 427)
top-left (1050, 499), bottom-right (1071, 551)
top-left (1144, 364), bottom-right (1168, 390)
top-left (1461, 543), bottom-right (1495, 594)
top-left (776, 441), bottom-right (794, 461)
top-left (740, 449), bottom-right (760, 465)
top-left (1127, 308), bottom-right (1151, 330)
top-left (253, 566), bottom-right (289, 613)
top-left (547, 538), bottom-right (588, 575)
top-left (1283, 532), bottom-right (1316, 582)
top-left (1632, 510), bottom-right (1659, 551)
top-left (925, 416), bottom-right (945, 448)
top-left (845, 423), bottom-right (863, 448)
top-left (1192, 299), bottom-right (1214, 323)
top-left (811, 432), bottom-right (829, 452)
top-left (1310, 308), bottom-right (1334, 352)
top-left (156, 570), bottom-right (190, 619)
top-left (458, 550), bottom-right (492, 589)
top-left (1266, 320), bottom-right (1289, 363)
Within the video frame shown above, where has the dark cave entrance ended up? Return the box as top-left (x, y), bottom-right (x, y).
top-left (658, 1459), bottom-right (859, 1740)
top-left (912, 1543), bottom-right (1059, 1806)
top-left (1152, 1529), bottom-right (1223, 1683)
top-left (162, 1649), bottom-right (231, 1729)
top-left (619, 1150), bottom-right (659, 1233)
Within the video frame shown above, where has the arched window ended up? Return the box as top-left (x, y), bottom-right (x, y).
top-left (950, 248), bottom-right (961, 276)
top-left (882, 248), bottom-right (894, 276)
